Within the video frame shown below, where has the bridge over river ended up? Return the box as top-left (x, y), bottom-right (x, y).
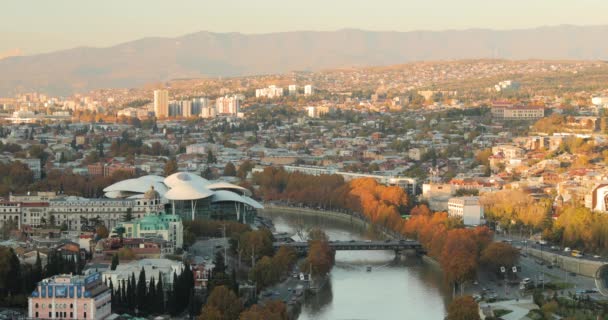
top-left (273, 239), bottom-right (426, 256)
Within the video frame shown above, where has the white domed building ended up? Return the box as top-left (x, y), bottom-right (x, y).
top-left (103, 172), bottom-right (263, 224)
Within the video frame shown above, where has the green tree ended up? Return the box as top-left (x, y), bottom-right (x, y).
top-left (136, 267), bottom-right (147, 311)
top-left (156, 274), bottom-right (165, 314)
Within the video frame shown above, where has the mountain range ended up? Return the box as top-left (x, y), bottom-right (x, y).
top-left (2, 25), bottom-right (608, 96)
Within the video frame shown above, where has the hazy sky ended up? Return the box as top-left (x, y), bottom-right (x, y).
top-left (1, 0), bottom-right (605, 55)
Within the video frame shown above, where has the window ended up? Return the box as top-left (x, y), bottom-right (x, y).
top-left (35, 312), bottom-right (38, 318)
top-left (84, 312), bottom-right (87, 319)
top-left (70, 303), bottom-right (73, 308)
top-left (70, 312), bottom-right (73, 318)
top-left (49, 312), bottom-right (52, 318)
top-left (35, 303), bottom-right (38, 308)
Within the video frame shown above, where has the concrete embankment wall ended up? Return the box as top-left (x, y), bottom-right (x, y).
top-left (526, 247), bottom-right (605, 277)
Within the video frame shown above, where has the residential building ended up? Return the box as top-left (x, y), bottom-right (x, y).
top-left (447, 197), bottom-right (484, 226)
top-left (304, 84), bottom-right (314, 96)
top-left (491, 103), bottom-right (544, 120)
top-left (215, 95), bottom-right (240, 116)
top-left (255, 85), bottom-right (283, 98)
top-left (153, 90), bottom-right (169, 117)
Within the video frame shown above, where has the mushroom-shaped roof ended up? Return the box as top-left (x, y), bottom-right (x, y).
top-left (207, 181), bottom-right (252, 196)
top-left (104, 175), bottom-right (168, 196)
top-left (164, 172), bottom-right (210, 189)
top-left (164, 182), bottom-right (215, 201)
top-left (210, 190), bottom-right (264, 209)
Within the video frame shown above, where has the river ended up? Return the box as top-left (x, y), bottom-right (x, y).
top-left (261, 209), bottom-right (452, 320)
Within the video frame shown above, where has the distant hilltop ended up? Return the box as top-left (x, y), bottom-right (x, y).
top-left (3, 25), bottom-right (608, 95)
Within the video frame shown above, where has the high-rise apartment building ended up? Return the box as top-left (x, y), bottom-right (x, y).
top-left (153, 90), bottom-right (169, 117)
top-left (304, 85), bottom-right (314, 96)
top-left (288, 85), bottom-right (298, 96)
top-left (215, 95), bottom-right (240, 116)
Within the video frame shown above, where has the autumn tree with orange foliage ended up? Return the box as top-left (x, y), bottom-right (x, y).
top-left (254, 169), bottom-right (409, 230)
top-left (480, 242), bottom-right (519, 274)
top-left (446, 295), bottom-right (481, 320)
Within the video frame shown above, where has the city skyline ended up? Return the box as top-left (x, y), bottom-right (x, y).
top-left (1, 0), bottom-right (606, 55)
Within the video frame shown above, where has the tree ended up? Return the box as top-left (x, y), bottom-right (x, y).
top-left (224, 162), bottom-right (237, 176)
top-left (198, 306), bottom-right (222, 320)
top-left (199, 286), bottom-right (242, 320)
top-left (156, 274), bottom-right (165, 314)
top-left (480, 242), bottom-right (519, 273)
top-left (117, 248), bottom-right (135, 260)
top-left (123, 208), bottom-right (133, 222)
top-left (440, 229), bottom-right (478, 296)
top-left (207, 150), bottom-right (217, 164)
top-left (136, 267), bottom-right (147, 311)
top-left (111, 254), bottom-right (119, 271)
top-left (237, 160), bottom-right (255, 179)
top-left (164, 159), bottom-right (178, 176)
top-left (96, 225), bottom-right (109, 239)
top-left (32, 251), bottom-right (42, 284)
top-left (446, 295), bottom-right (480, 320)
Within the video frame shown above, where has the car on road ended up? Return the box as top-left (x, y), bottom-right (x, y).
top-left (593, 255), bottom-right (602, 259)
top-left (204, 256), bottom-right (210, 260)
top-left (564, 247), bottom-right (571, 252)
top-left (520, 278), bottom-right (532, 290)
top-left (550, 246), bottom-right (559, 251)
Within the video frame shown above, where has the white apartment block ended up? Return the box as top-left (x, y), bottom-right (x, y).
top-left (256, 85), bottom-right (284, 99)
top-left (153, 90), bottom-right (169, 118)
top-left (304, 85), bottom-right (314, 96)
top-left (447, 197), bottom-right (484, 226)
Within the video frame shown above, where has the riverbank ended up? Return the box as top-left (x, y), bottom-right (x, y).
top-left (259, 206), bottom-right (452, 319)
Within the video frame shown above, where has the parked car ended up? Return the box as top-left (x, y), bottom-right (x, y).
top-left (564, 247), bottom-right (571, 252)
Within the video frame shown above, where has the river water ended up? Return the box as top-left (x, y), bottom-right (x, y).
top-left (261, 210), bottom-right (452, 320)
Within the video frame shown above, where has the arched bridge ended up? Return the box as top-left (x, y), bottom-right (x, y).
top-left (273, 240), bottom-right (426, 255)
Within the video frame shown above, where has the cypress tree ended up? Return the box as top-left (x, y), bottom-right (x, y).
top-left (33, 251), bottom-right (42, 284)
top-left (7, 248), bottom-right (22, 295)
top-left (156, 274), bottom-right (164, 314)
top-left (111, 254), bottom-right (119, 271)
top-left (147, 276), bottom-right (156, 314)
top-left (129, 272), bottom-right (137, 309)
top-left (120, 280), bottom-right (127, 308)
top-left (136, 267), bottom-right (147, 311)
top-left (169, 272), bottom-right (179, 315)
top-left (109, 279), bottom-right (114, 311)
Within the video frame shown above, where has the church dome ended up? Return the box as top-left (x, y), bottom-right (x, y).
top-left (143, 186), bottom-right (160, 200)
